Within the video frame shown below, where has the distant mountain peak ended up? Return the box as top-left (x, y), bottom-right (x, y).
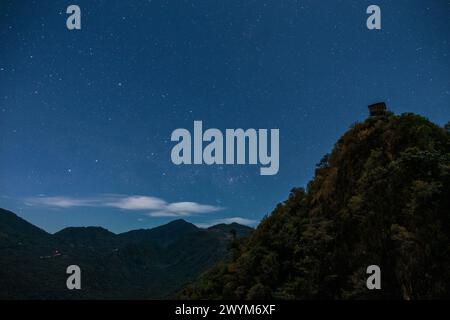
top-left (208, 222), bottom-right (251, 229)
top-left (55, 226), bottom-right (115, 236)
top-left (150, 218), bottom-right (199, 233)
top-left (207, 222), bottom-right (253, 238)
top-left (166, 218), bottom-right (193, 226)
top-left (0, 208), bottom-right (49, 240)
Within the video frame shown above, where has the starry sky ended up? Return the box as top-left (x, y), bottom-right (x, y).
top-left (0, 0), bottom-right (449, 233)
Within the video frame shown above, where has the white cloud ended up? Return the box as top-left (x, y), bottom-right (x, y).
top-left (166, 202), bottom-right (222, 214)
top-left (106, 196), bottom-right (166, 210)
top-left (24, 196), bottom-right (98, 208)
top-left (148, 211), bottom-right (184, 217)
top-left (148, 202), bottom-right (223, 217)
top-left (24, 195), bottom-right (223, 217)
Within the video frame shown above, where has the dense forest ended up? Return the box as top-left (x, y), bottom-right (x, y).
top-left (180, 111), bottom-right (450, 299)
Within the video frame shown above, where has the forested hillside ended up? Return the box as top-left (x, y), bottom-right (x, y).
top-left (180, 112), bottom-right (450, 299)
top-left (0, 211), bottom-right (252, 299)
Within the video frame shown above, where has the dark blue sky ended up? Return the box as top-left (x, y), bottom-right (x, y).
top-left (1, 0), bottom-right (449, 233)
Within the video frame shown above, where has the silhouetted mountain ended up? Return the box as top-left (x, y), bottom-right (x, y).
top-left (180, 110), bottom-right (450, 300)
top-left (208, 223), bottom-right (254, 238)
top-left (55, 227), bottom-right (117, 248)
top-left (0, 208), bottom-right (50, 246)
top-left (118, 219), bottom-right (199, 247)
top-left (0, 211), bottom-right (252, 299)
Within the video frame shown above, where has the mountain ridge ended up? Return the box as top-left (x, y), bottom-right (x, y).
top-left (1, 212), bottom-right (251, 237)
top-left (0, 208), bottom-right (253, 299)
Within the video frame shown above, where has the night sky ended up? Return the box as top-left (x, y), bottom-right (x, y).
top-left (1, 1), bottom-right (449, 233)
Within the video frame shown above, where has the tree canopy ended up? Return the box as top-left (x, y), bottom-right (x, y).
top-left (180, 112), bottom-right (450, 299)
